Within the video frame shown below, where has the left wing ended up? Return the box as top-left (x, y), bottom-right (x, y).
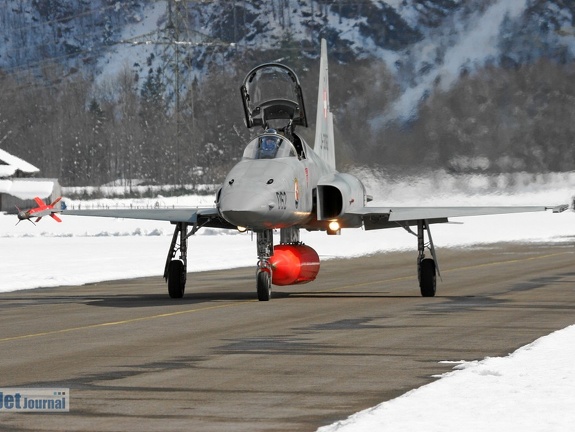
top-left (64, 207), bottom-right (235, 229)
top-left (351, 205), bottom-right (566, 230)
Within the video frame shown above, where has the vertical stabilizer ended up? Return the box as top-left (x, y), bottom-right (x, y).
top-left (313, 39), bottom-right (336, 170)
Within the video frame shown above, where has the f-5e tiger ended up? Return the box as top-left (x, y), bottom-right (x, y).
top-left (65, 39), bottom-right (567, 301)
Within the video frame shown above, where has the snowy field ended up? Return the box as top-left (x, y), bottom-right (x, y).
top-left (1, 171), bottom-right (574, 431)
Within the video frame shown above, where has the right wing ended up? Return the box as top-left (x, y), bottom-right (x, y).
top-left (350, 205), bottom-right (567, 230)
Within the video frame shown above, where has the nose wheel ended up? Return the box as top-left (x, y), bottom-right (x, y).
top-left (256, 268), bottom-right (272, 301)
top-left (256, 230), bottom-right (274, 301)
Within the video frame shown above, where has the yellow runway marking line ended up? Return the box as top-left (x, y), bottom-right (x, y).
top-left (0, 300), bottom-right (255, 344)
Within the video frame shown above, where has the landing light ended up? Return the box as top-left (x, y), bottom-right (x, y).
top-left (328, 221), bottom-right (340, 231)
top-left (237, 226), bottom-right (247, 233)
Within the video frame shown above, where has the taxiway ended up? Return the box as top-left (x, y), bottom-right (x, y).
top-left (0, 242), bottom-right (574, 431)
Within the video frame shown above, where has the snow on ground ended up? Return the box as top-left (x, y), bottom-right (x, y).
top-left (1, 172), bottom-right (574, 431)
top-left (318, 324), bottom-right (575, 432)
top-left (2, 189), bottom-right (572, 292)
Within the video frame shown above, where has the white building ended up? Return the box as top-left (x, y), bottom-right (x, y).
top-left (0, 148), bottom-right (61, 212)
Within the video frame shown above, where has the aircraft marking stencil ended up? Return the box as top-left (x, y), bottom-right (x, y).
top-left (64, 38), bottom-right (567, 301)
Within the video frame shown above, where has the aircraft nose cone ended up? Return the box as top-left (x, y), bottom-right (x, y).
top-left (219, 190), bottom-right (277, 228)
top-left (217, 160), bottom-right (294, 229)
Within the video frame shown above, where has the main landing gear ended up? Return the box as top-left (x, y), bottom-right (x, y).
top-left (415, 220), bottom-right (440, 297)
top-left (163, 221), bottom-right (439, 299)
top-left (164, 221), bottom-right (199, 299)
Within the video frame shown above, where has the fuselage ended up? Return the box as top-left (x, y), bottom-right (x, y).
top-left (217, 131), bottom-right (367, 231)
top-left (18, 207), bottom-right (52, 220)
top-left (217, 132), bottom-right (330, 230)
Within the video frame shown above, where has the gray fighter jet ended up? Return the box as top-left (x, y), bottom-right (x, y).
top-left (65, 39), bottom-right (566, 301)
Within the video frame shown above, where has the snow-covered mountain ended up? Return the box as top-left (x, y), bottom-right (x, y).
top-left (2, 1), bottom-right (573, 113)
top-left (1, 0), bottom-right (574, 182)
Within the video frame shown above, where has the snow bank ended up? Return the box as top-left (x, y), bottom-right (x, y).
top-left (318, 324), bottom-right (575, 432)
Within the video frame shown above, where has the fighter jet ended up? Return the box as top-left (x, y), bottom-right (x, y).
top-left (17, 197), bottom-right (64, 225)
top-left (65, 39), bottom-right (566, 301)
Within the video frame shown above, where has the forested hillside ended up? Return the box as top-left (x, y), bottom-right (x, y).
top-left (0, 0), bottom-right (574, 186)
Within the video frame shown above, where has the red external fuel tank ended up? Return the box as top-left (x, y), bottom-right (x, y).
top-left (270, 244), bottom-right (321, 286)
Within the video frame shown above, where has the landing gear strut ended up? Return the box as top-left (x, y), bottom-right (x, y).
top-left (416, 220), bottom-right (439, 297)
top-left (256, 229), bottom-right (274, 301)
top-left (164, 222), bottom-right (197, 299)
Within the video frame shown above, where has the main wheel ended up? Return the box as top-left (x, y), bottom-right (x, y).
top-left (419, 258), bottom-right (436, 297)
top-left (257, 270), bottom-right (272, 301)
top-left (168, 260), bottom-right (186, 299)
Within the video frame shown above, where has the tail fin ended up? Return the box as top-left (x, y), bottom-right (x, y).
top-left (313, 38), bottom-right (336, 171)
top-left (50, 197), bottom-right (62, 207)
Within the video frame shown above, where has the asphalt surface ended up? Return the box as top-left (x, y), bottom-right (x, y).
top-left (0, 241), bottom-right (574, 431)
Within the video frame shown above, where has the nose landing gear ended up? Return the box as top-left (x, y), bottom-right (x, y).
top-left (256, 229), bottom-right (274, 301)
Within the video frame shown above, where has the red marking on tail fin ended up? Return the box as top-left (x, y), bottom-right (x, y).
top-left (50, 214), bottom-right (62, 223)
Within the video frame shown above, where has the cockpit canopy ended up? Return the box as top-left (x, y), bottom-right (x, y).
top-left (240, 63), bottom-right (308, 129)
top-left (242, 134), bottom-right (298, 160)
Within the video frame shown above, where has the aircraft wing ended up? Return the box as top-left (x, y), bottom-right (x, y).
top-left (351, 205), bottom-right (566, 230)
top-left (64, 207), bottom-right (235, 229)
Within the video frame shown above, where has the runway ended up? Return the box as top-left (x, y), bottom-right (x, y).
top-left (1, 242), bottom-right (574, 431)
